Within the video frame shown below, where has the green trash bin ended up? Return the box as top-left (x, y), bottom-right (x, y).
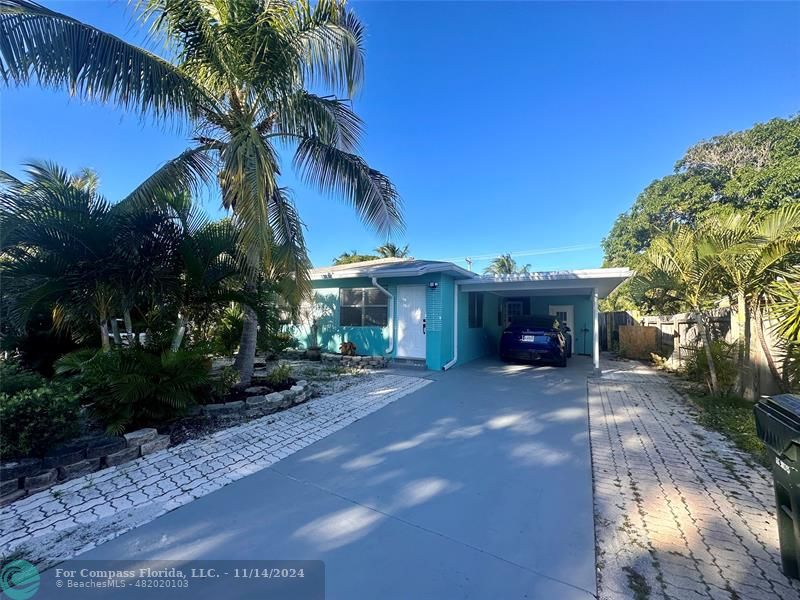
top-left (754, 393), bottom-right (800, 579)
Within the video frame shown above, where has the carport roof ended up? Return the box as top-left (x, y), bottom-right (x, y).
top-left (456, 268), bottom-right (632, 298)
top-left (310, 258), bottom-right (631, 297)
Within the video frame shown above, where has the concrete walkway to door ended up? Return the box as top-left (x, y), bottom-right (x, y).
top-left (57, 358), bottom-right (598, 599)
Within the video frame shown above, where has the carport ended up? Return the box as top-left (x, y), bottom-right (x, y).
top-left (452, 269), bottom-right (631, 373)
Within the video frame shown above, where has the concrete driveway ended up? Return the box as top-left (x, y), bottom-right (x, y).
top-left (59, 358), bottom-right (597, 599)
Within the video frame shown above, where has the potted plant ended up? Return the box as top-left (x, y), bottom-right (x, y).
top-left (339, 341), bottom-right (357, 356)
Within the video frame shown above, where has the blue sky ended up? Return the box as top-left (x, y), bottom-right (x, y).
top-left (2, 1), bottom-right (798, 271)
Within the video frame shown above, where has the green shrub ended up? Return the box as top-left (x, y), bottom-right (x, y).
top-left (209, 304), bottom-right (244, 355)
top-left (210, 365), bottom-right (239, 400)
top-left (259, 330), bottom-right (298, 355)
top-left (0, 361), bottom-right (45, 395)
top-left (683, 340), bottom-right (738, 395)
top-left (266, 363), bottom-right (292, 387)
top-left (0, 384), bottom-right (81, 459)
top-left (57, 348), bottom-right (211, 434)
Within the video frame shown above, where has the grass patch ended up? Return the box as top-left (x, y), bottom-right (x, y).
top-left (690, 393), bottom-right (769, 468)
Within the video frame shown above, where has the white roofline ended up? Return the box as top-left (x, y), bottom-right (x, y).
top-left (455, 267), bottom-right (633, 298)
top-left (311, 261), bottom-right (476, 281)
top-left (456, 267), bottom-right (632, 285)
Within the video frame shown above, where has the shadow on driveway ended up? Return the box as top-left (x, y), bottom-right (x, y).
top-left (68, 357), bottom-right (598, 599)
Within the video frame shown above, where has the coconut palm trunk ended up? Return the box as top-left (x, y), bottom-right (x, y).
top-left (695, 311), bottom-right (720, 395)
top-left (234, 306), bottom-right (259, 385)
top-left (754, 299), bottom-right (788, 393)
top-left (1, 0), bottom-right (402, 381)
top-left (734, 289), bottom-right (751, 397)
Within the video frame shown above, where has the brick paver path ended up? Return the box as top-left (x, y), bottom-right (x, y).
top-left (0, 374), bottom-right (430, 567)
top-left (590, 361), bottom-right (800, 600)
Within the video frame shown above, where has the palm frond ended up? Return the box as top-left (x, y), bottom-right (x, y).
top-left (118, 146), bottom-right (216, 210)
top-left (283, 0), bottom-right (364, 96)
top-left (272, 91), bottom-right (362, 150)
top-left (0, 0), bottom-right (208, 119)
top-left (294, 136), bottom-right (402, 236)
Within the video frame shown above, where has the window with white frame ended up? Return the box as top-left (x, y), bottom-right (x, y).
top-left (505, 301), bottom-right (523, 324)
top-left (339, 288), bottom-right (389, 327)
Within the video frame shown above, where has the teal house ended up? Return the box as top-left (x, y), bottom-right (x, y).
top-left (291, 258), bottom-right (630, 372)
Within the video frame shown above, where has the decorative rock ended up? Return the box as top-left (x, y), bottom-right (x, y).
top-left (42, 445), bottom-right (86, 469)
top-left (264, 392), bottom-right (283, 407)
top-left (245, 386), bottom-right (271, 395)
top-left (58, 458), bottom-right (101, 480)
top-left (123, 428), bottom-right (158, 447)
top-left (246, 395), bottom-right (267, 408)
top-left (140, 435), bottom-right (171, 456)
top-left (24, 468), bottom-right (58, 493)
top-left (203, 401), bottom-right (245, 415)
top-left (0, 477), bottom-right (20, 496)
top-left (0, 458), bottom-right (42, 481)
top-left (296, 380), bottom-right (308, 387)
top-left (103, 445), bottom-right (140, 467)
top-left (0, 489), bottom-right (26, 506)
top-left (86, 437), bottom-right (127, 459)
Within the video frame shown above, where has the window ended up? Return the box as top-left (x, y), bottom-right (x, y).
top-left (339, 288), bottom-right (388, 327)
top-left (468, 292), bottom-right (483, 328)
top-left (505, 301), bottom-right (523, 325)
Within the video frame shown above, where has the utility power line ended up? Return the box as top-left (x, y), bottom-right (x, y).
top-left (436, 242), bottom-right (600, 265)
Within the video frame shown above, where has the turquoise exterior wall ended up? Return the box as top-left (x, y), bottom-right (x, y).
top-left (292, 274), bottom-right (454, 370)
top-left (289, 275), bottom-right (594, 370)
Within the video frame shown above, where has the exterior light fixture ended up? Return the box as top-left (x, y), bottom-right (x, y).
top-left (428, 281), bottom-right (439, 289)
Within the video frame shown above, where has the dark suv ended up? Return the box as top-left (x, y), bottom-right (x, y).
top-left (499, 315), bottom-right (569, 367)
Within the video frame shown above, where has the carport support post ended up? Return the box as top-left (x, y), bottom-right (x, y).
top-left (592, 288), bottom-right (600, 375)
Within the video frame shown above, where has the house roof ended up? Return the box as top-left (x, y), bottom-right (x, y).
top-left (310, 258), bottom-right (476, 280)
top-left (311, 258), bottom-right (632, 298)
top-left (457, 268), bottom-right (633, 298)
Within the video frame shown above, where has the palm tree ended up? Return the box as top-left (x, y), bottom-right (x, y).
top-left (0, 162), bottom-right (256, 354)
top-left (484, 254), bottom-right (530, 276)
top-left (332, 250), bottom-right (378, 265)
top-left (375, 242), bottom-right (409, 258)
top-left (703, 205), bottom-right (800, 396)
top-left (1, 162), bottom-right (120, 350)
top-left (630, 225), bottom-right (723, 394)
top-left (1, 0), bottom-right (402, 384)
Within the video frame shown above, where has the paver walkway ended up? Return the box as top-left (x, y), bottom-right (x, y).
top-left (0, 374), bottom-right (430, 567)
top-left (590, 360), bottom-right (800, 600)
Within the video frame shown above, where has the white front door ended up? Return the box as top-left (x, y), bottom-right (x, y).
top-left (396, 285), bottom-right (426, 359)
top-left (549, 304), bottom-right (574, 334)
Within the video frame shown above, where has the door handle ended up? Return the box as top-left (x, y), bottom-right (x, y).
top-left (422, 318), bottom-right (427, 335)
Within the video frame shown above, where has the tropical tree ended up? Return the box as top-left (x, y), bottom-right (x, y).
top-left (629, 225), bottom-right (723, 394)
top-left (0, 161), bottom-right (262, 358)
top-left (484, 254), bottom-right (530, 276)
top-left (375, 242), bottom-right (409, 258)
top-left (1, 162), bottom-right (121, 350)
top-left (332, 250), bottom-right (379, 265)
top-left (603, 116), bottom-right (800, 270)
top-left (703, 205), bottom-right (800, 396)
top-left (0, 0), bottom-right (402, 384)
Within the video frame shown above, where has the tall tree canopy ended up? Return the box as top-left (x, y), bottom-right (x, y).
top-left (0, 0), bottom-right (402, 384)
top-left (602, 116), bottom-right (800, 268)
